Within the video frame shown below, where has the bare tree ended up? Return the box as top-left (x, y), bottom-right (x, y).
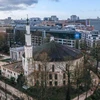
top-left (57, 59), bottom-right (72, 100)
top-left (33, 52), bottom-right (51, 100)
top-left (90, 45), bottom-right (100, 73)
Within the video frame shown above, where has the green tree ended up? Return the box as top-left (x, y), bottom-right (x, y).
top-left (10, 77), bottom-right (15, 84)
top-left (80, 40), bottom-right (87, 51)
top-left (15, 30), bottom-right (25, 45)
top-left (90, 45), bottom-right (100, 73)
top-left (0, 33), bottom-right (9, 53)
top-left (17, 73), bottom-right (25, 87)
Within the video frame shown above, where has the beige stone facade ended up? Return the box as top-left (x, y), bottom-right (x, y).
top-left (27, 56), bottom-right (84, 87)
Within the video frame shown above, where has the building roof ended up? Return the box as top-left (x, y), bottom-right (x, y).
top-left (33, 41), bottom-right (82, 62)
top-left (10, 47), bottom-right (24, 52)
top-left (2, 62), bottom-right (24, 73)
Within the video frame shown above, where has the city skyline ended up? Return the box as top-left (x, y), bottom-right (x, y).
top-left (0, 0), bottom-right (100, 19)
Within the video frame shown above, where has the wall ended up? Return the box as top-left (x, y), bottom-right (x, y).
top-left (28, 56), bottom-right (84, 87)
top-left (0, 80), bottom-right (36, 100)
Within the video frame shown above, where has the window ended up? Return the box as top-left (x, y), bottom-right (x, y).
top-left (63, 73), bottom-right (66, 79)
top-left (66, 65), bottom-right (67, 71)
top-left (49, 81), bottom-right (52, 86)
top-left (38, 64), bottom-right (41, 71)
top-left (52, 65), bottom-right (55, 72)
top-left (55, 74), bottom-right (58, 80)
top-left (49, 74), bottom-right (52, 80)
top-left (19, 52), bottom-right (20, 58)
top-left (55, 81), bottom-right (58, 86)
top-left (7, 70), bottom-right (12, 74)
top-left (66, 64), bottom-right (69, 71)
top-left (3, 68), bottom-right (6, 71)
top-left (63, 81), bottom-right (66, 85)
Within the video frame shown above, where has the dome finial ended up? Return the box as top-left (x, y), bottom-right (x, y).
top-left (26, 14), bottom-right (29, 25)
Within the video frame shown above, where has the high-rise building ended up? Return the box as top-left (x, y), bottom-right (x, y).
top-left (70, 15), bottom-right (79, 21)
top-left (51, 15), bottom-right (59, 21)
top-left (86, 19), bottom-right (100, 30)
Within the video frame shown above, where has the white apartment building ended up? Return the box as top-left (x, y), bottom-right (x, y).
top-left (1, 62), bottom-right (23, 81)
top-left (78, 30), bottom-right (100, 47)
top-left (47, 29), bottom-right (81, 48)
top-left (54, 38), bottom-right (76, 48)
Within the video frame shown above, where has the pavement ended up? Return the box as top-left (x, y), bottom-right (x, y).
top-left (72, 71), bottom-right (99, 100)
top-left (73, 90), bottom-right (94, 100)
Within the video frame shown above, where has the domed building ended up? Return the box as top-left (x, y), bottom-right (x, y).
top-left (0, 18), bottom-right (84, 88)
top-left (22, 19), bottom-right (84, 86)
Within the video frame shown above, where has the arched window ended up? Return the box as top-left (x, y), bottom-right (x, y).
top-left (52, 65), bottom-right (55, 72)
top-left (49, 81), bottom-right (52, 86)
top-left (55, 81), bottom-right (58, 86)
top-left (55, 74), bottom-right (57, 80)
top-left (66, 64), bottom-right (68, 71)
top-left (63, 81), bottom-right (66, 85)
top-left (49, 74), bottom-right (52, 79)
top-left (38, 64), bottom-right (41, 71)
top-left (63, 73), bottom-right (66, 79)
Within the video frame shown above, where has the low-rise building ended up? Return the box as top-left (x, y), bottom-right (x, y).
top-left (1, 62), bottom-right (23, 81)
top-left (10, 47), bottom-right (24, 61)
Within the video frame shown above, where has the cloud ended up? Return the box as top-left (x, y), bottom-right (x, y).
top-left (0, 0), bottom-right (38, 11)
top-left (0, 0), bottom-right (59, 11)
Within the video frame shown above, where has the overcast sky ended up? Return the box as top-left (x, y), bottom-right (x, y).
top-left (0, 0), bottom-right (100, 19)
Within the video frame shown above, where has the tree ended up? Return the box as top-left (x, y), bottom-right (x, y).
top-left (75, 39), bottom-right (79, 49)
top-left (17, 73), bottom-right (25, 87)
top-left (33, 52), bottom-right (50, 100)
top-left (84, 69), bottom-right (91, 99)
top-left (73, 62), bottom-right (83, 100)
top-left (66, 63), bottom-right (71, 100)
top-left (90, 45), bottom-right (100, 73)
top-left (39, 52), bottom-right (50, 100)
top-left (0, 32), bottom-right (9, 53)
top-left (57, 58), bottom-right (72, 100)
top-left (10, 77), bottom-right (15, 84)
top-left (80, 40), bottom-right (87, 51)
top-left (43, 33), bottom-right (51, 43)
top-left (15, 30), bottom-right (25, 45)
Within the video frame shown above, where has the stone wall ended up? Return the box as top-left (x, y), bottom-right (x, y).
top-left (0, 80), bottom-right (36, 100)
top-left (0, 89), bottom-right (15, 100)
